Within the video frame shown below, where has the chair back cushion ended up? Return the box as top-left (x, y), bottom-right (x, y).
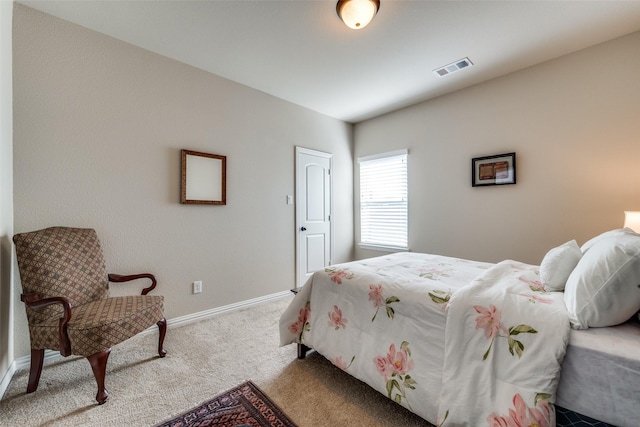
top-left (13, 227), bottom-right (110, 324)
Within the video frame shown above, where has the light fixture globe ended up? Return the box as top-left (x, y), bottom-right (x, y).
top-left (624, 211), bottom-right (640, 233)
top-left (336, 0), bottom-right (380, 30)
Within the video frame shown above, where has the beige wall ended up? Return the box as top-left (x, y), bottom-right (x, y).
top-left (12, 4), bottom-right (354, 358)
top-left (355, 31), bottom-right (640, 264)
top-left (0, 0), bottom-right (14, 390)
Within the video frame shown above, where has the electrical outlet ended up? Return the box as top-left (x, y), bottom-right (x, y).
top-left (193, 281), bottom-right (202, 294)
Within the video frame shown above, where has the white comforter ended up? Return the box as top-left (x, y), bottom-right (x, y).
top-left (279, 253), bottom-right (570, 426)
top-left (439, 260), bottom-right (570, 426)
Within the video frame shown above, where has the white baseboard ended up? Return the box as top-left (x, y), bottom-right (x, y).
top-left (0, 360), bottom-right (17, 400)
top-left (165, 290), bottom-right (290, 329)
top-left (0, 290), bottom-right (292, 399)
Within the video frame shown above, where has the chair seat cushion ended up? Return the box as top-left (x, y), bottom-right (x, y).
top-left (29, 295), bottom-right (164, 356)
top-left (68, 295), bottom-right (164, 356)
top-left (28, 295), bottom-right (164, 356)
top-left (28, 317), bottom-right (61, 351)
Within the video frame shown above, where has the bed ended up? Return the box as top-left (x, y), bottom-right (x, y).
top-left (279, 228), bottom-right (640, 426)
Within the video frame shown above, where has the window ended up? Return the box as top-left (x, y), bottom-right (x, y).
top-left (358, 150), bottom-right (408, 250)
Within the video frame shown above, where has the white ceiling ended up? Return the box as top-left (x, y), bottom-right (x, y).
top-left (19, 1), bottom-right (640, 123)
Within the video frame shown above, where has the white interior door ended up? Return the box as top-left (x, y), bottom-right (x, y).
top-left (296, 147), bottom-right (332, 288)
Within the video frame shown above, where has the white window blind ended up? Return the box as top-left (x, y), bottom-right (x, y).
top-left (358, 150), bottom-right (408, 249)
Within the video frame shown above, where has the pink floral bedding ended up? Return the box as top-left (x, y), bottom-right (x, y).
top-left (439, 260), bottom-right (570, 426)
top-left (279, 252), bottom-right (570, 426)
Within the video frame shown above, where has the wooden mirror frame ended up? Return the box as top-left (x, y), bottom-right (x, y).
top-left (181, 149), bottom-right (227, 205)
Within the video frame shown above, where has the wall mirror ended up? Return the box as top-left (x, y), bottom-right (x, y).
top-left (181, 149), bottom-right (226, 205)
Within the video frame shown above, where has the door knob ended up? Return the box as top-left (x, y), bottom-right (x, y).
top-left (300, 227), bottom-right (307, 231)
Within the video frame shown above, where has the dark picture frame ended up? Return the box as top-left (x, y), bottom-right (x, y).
top-left (472, 152), bottom-right (516, 187)
top-left (181, 149), bottom-right (227, 205)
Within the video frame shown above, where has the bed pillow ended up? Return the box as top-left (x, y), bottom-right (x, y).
top-left (564, 232), bottom-right (640, 329)
top-left (539, 240), bottom-right (582, 291)
top-left (580, 228), bottom-right (638, 253)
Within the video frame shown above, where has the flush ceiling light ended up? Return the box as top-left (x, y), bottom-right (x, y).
top-left (336, 0), bottom-right (380, 30)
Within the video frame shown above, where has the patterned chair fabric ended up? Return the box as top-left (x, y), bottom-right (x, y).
top-left (26, 294), bottom-right (165, 357)
top-left (13, 226), bottom-right (166, 403)
top-left (14, 227), bottom-right (110, 325)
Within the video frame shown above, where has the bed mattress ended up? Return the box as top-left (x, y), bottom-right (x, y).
top-left (557, 317), bottom-right (640, 427)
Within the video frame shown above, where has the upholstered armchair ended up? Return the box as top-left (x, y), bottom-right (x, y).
top-left (13, 226), bottom-right (167, 404)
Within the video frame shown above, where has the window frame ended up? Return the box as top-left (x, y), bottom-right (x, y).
top-left (357, 149), bottom-right (409, 252)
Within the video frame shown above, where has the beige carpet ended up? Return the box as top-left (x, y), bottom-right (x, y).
top-left (0, 295), bottom-right (431, 426)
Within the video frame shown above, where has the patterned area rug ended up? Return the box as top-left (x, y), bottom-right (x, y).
top-left (556, 406), bottom-right (615, 427)
top-left (155, 381), bottom-right (297, 427)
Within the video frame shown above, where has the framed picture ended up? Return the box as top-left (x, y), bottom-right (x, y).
top-left (181, 149), bottom-right (226, 204)
top-left (472, 152), bottom-right (516, 187)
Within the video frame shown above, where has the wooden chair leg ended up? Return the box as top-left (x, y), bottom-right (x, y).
top-left (26, 349), bottom-right (45, 393)
top-left (157, 318), bottom-right (167, 357)
top-left (87, 350), bottom-right (111, 405)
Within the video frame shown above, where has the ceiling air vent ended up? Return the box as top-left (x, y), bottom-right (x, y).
top-left (433, 57), bottom-right (473, 78)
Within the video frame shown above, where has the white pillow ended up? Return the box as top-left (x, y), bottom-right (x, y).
top-left (580, 228), bottom-right (639, 253)
top-left (539, 240), bottom-right (582, 292)
top-left (564, 233), bottom-right (640, 329)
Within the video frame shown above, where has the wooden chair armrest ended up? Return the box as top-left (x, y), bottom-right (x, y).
top-left (108, 273), bottom-right (157, 295)
top-left (21, 293), bottom-right (72, 317)
top-left (20, 293), bottom-right (73, 356)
